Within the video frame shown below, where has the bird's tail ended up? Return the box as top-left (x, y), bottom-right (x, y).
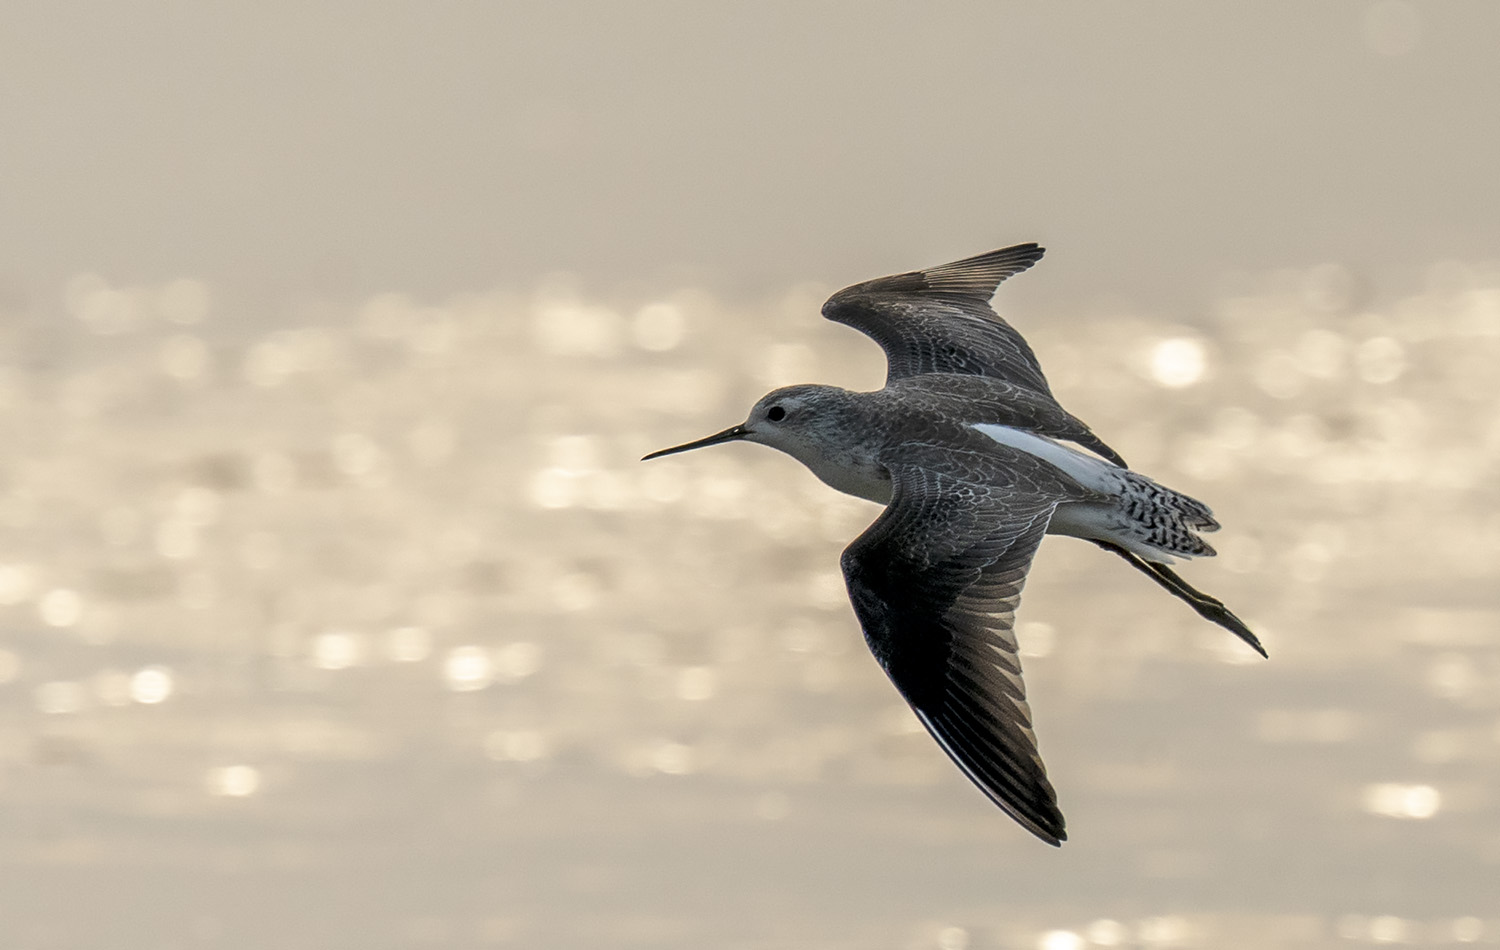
top-left (1093, 469), bottom-right (1220, 563)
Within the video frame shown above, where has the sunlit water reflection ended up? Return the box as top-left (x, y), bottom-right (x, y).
top-left (0, 265), bottom-right (1497, 948)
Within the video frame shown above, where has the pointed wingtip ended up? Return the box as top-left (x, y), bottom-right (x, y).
top-left (1024, 817), bottom-right (1066, 846)
top-left (919, 243), bottom-right (1047, 298)
top-left (826, 242), bottom-right (1049, 308)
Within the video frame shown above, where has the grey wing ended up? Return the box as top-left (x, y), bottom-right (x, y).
top-left (894, 374), bottom-right (1128, 469)
top-left (840, 456), bottom-right (1066, 844)
top-left (822, 244), bottom-right (1054, 395)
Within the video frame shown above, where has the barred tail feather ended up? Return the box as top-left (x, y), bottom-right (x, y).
top-left (1112, 470), bottom-right (1220, 561)
top-left (965, 422), bottom-right (1222, 563)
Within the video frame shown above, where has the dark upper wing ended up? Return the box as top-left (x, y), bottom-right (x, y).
top-left (888, 374), bottom-right (1128, 469)
top-left (840, 449), bottom-right (1068, 844)
top-left (822, 244), bottom-right (1054, 394)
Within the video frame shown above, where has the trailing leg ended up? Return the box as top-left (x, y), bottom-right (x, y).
top-left (1093, 541), bottom-right (1267, 658)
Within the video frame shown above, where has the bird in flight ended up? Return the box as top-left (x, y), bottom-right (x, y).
top-left (643, 244), bottom-right (1263, 845)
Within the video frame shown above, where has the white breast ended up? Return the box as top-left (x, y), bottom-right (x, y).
top-left (804, 450), bottom-right (893, 505)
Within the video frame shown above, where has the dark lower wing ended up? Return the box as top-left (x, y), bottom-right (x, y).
top-left (841, 456), bottom-right (1068, 844)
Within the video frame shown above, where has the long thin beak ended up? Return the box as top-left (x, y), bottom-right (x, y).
top-left (642, 424), bottom-right (750, 461)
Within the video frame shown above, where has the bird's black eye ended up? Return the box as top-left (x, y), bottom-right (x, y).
top-left (766, 405), bottom-right (786, 422)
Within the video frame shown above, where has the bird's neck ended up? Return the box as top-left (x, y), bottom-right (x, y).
top-left (775, 398), bottom-right (893, 505)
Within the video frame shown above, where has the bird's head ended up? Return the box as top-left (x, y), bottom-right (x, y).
top-left (642, 384), bottom-right (856, 464)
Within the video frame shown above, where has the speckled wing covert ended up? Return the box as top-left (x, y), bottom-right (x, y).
top-left (822, 244), bottom-right (1127, 467)
top-left (822, 243), bottom-right (1053, 393)
top-left (840, 444), bottom-right (1082, 845)
top-left (887, 374), bottom-right (1127, 469)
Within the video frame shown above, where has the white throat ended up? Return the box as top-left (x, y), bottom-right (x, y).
top-left (760, 430), bottom-right (892, 505)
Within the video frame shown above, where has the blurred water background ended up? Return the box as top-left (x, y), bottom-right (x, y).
top-left (2, 3), bottom-right (1499, 949)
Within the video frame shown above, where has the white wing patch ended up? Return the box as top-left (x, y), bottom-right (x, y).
top-left (968, 423), bottom-right (1119, 493)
